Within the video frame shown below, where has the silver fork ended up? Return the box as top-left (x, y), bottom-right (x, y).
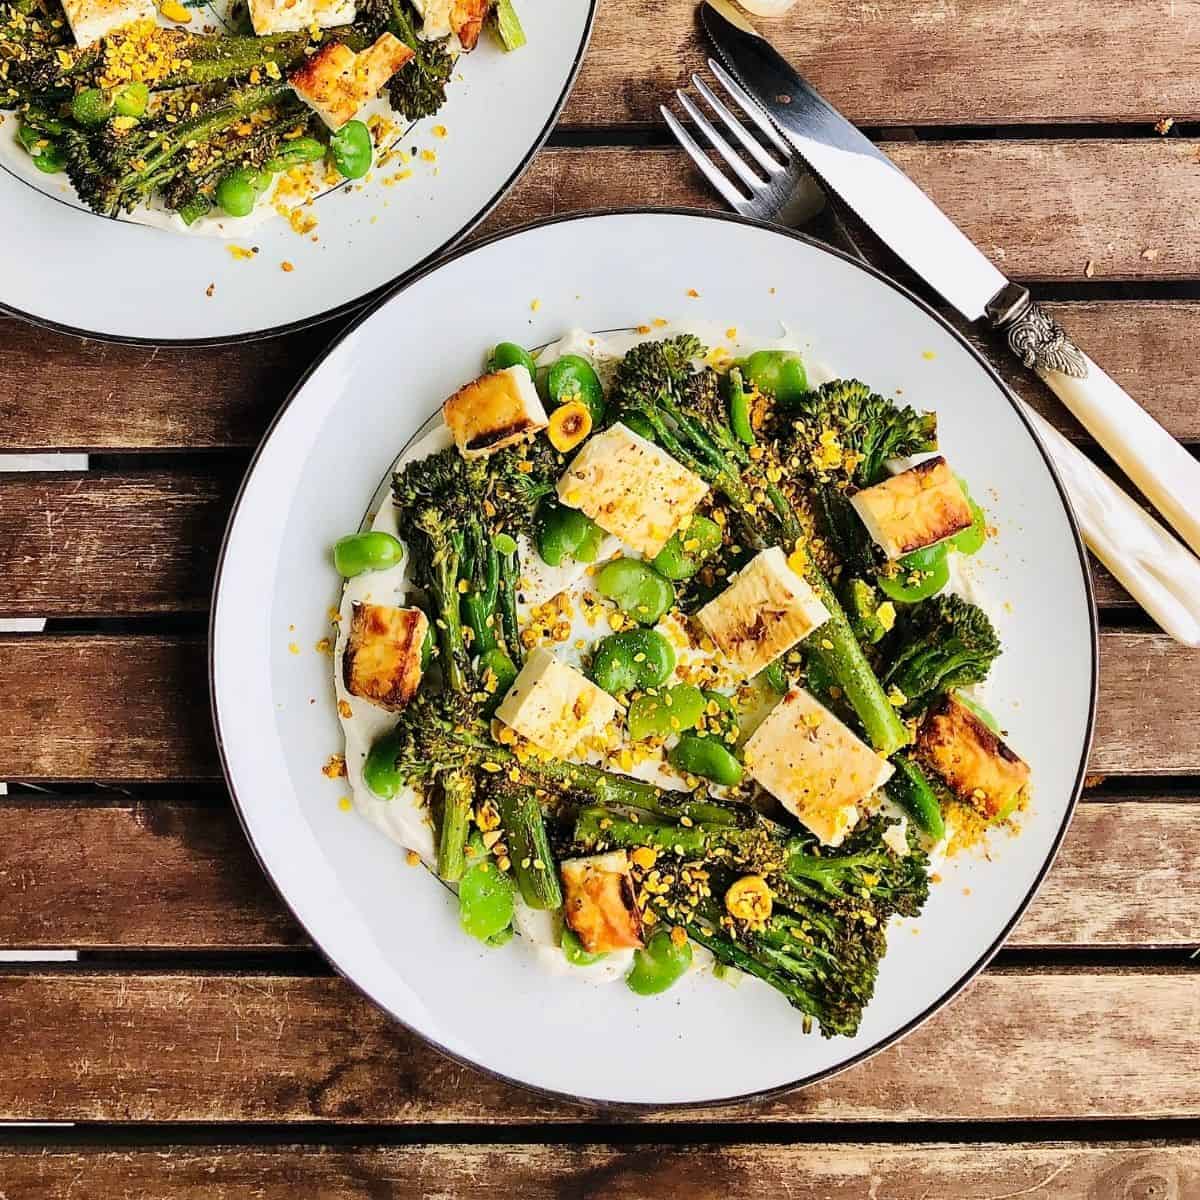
top-left (661, 58), bottom-right (863, 260)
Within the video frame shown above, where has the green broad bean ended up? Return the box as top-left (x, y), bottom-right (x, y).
top-left (329, 119), bottom-right (373, 179)
top-left (216, 166), bottom-right (269, 218)
top-left (743, 350), bottom-right (808, 408)
top-left (265, 136), bottom-right (326, 171)
top-left (727, 366), bottom-right (755, 444)
top-left (362, 729), bottom-right (404, 800)
top-left (458, 845), bottom-right (515, 943)
top-left (332, 530), bottom-right (405, 577)
top-left (591, 628), bottom-right (675, 695)
top-left (71, 87), bottom-right (113, 126)
top-left (486, 926), bottom-right (515, 947)
top-left (594, 556), bottom-right (674, 625)
top-left (951, 478), bottom-right (988, 556)
top-left (650, 515), bottom-right (723, 581)
top-left (626, 928), bottom-right (693, 996)
top-left (113, 81), bottom-right (149, 117)
top-left (878, 542), bottom-right (950, 604)
top-left (535, 501), bottom-right (602, 567)
top-left (18, 125), bottom-right (65, 173)
top-left (562, 927), bottom-right (607, 966)
top-left (547, 354), bottom-right (605, 424)
top-left (479, 646), bottom-right (518, 698)
top-left (487, 341), bottom-right (537, 378)
top-left (493, 531), bottom-right (518, 556)
top-left (760, 660), bottom-right (788, 694)
top-left (668, 733), bottom-right (743, 787)
top-left (627, 682), bottom-right (705, 741)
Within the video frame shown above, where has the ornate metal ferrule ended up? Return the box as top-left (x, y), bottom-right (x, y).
top-left (984, 282), bottom-right (1089, 380)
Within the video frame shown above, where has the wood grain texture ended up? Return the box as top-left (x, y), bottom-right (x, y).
top-left (0, 631), bottom-right (1188, 780)
top-left (566, 0), bottom-right (1200, 127)
top-left (0, 328), bottom-right (320, 453)
top-left (2, 1142), bottom-right (1196, 1199)
top-left (0, 467), bottom-right (1138, 617)
top-left (0, 799), bottom-right (1192, 950)
top-left (480, 143), bottom-right (1200, 282)
top-left (0, 471), bottom-right (236, 616)
top-left (0, 969), bottom-right (1194, 1121)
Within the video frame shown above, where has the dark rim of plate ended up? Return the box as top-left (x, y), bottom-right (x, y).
top-left (0, 1), bottom-right (598, 348)
top-left (208, 207), bottom-right (1101, 1113)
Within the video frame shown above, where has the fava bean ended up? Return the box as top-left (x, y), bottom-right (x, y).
top-left (332, 530), bottom-right (405, 577)
top-left (71, 87), bottom-right (113, 126)
top-left (591, 628), bottom-right (675, 695)
top-left (743, 350), bottom-right (808, 408)
top-left (650, 515), bottom-right (723, 581)
top-left (329, 119), bottom-right (373, 179)
top-left (562, 927), bottom-right (607, 965)
top-left (594, 556), bottom-right (674, 625)
top-left (878, 542), bottom-right (950, 603)
top-left (458, 841), bottom-right (515, 943)
top-left (627, 682), bottom-right (704, 740)
top-left (18, 124), bottom-right (65, 173)
top-left (626, 928), bottom-right (692, 995)
top-left (216, 166), bottom-right (269, 217)
top-left (951, 478), bottom-right (988, 556)
top-left (535, 501), bottom-right (602, 567)
top-left (668, 733), bottom-right (743, 787)
top-left (362, 729), bottom-right (403, 800)
top-left (265, 136), bottom-right (326, 171)
top-left (547, 354), bottom-right (605, 424)
top-left (113, 81), bottom-right (149, 117)
top-left (487, 341), bottom-right (537, 378)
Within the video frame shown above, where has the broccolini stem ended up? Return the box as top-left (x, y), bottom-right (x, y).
top-left (573, 806), bottom-right (765, 857)
top-left (885, 752), bottom-right (945, 839)
top-left (495, 786), bottom-right (562, 910)
top-left (437, 768), bottom-right (474, 882)
top-left (497, 548), bottom-right (522, 666)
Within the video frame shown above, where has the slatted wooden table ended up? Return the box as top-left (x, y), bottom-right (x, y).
top-left (2, 2), bottom-right (1199, 1194)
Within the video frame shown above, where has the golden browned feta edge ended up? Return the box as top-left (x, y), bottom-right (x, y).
top-left (560, 850), bottom-right (645, 953)
top-left (342, 601), bottom-right (428, 712)
top-left (442, 365), bottom-right (549, 459)
top-left (849, 456), bottom-right (973, 559)
top-left (290, 33), bottom-right (414, 130)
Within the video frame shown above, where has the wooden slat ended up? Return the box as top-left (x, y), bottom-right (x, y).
top-left (2, 144), bottom-right (1199, 453)
top-left (0, 468), bottom-right (1139, 617)
top-left (566, 0), bottom-right (1200, 127)
top-left (0, 328), bottom-right (317, 453)
top-left (2, 1142), bottom-right (1196, 1198)
top-left (0, 631), bottom-right (1189, 780)
top-left (481, 143), bottom-right (1200, 282)
top-left (0, 798), bottom-right (1192, 950)
top-left (0, 471), bottom-right (237, 617)
top-left (0, 969), bottom-right (1194, 1121)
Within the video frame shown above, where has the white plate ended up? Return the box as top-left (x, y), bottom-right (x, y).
top-left (211, 210), bottom-right (1098, 1108)
top-left (0, 1), bottom-right (594, 344)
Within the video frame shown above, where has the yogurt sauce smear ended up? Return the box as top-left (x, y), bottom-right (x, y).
top-left (331, 324), bottom-right (992, 984)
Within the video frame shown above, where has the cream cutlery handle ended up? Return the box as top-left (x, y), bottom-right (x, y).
top-left (1023, 405), bottom-right (1200, 647)
top-left (1001, 298), bottom-right (1200, 558)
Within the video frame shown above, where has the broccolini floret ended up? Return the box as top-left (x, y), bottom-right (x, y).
top-left (882, 592), bottom-right (1001, 714)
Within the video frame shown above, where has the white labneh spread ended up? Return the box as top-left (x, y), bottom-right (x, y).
top-left (332, 325), bottom-right (995, 982)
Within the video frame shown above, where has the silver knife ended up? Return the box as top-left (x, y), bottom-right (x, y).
top-left (702, 0), bottom-right (1200, 573)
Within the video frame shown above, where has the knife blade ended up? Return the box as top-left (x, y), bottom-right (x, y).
top-left (701, 0), bottom-right (1007, 322)
top-left (701, 0), bottom-right (1200, 575)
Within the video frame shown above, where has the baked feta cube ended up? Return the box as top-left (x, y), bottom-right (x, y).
top-left (560, 850), bottom-right (644, 953)
top-left (443, 365), bottom-right (548, 459)
top-left (61, 0), bottom-right (154, 47)
top-left (411, 0), bottom-right (488, 49)
top-left (342, 602), bottom-right (428, 711)
top-left (849, 456), bottom-right (972, 560)
top-left (290, 33), bottom-right (413, 130)
top-left (695, 546), bottom-right (829, 676)
top-left (917, 693), bottom-right (1030, 818)
top-left (248, 0), bottom-right (355, 35)
top-left (743, 687), bottom-right (894, 846)
top-left (494, 646), bottom-right (621, 758)
top-left (557, 423), bottom-right (709, 558)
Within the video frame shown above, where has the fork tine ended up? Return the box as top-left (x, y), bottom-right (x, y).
top-left (707, 57), bottom-right (791, 156)
top-left (691, 74), bottom-right (785, 176)
top-left (660, 105), bottom-right (750, 211)
top-left (675, 91), bottom-right (763, 191)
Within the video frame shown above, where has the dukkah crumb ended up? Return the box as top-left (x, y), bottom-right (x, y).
top-left (322, 753), bottom-right (346, 779)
